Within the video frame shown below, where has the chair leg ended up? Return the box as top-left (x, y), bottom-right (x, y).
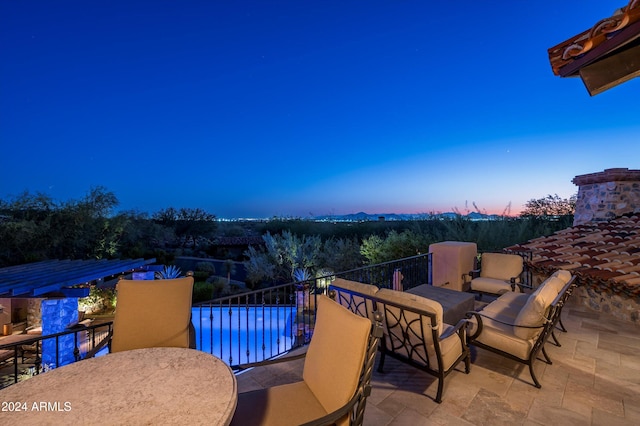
top-left (541, 346), bottom-right (552, 364)
top-left (377, 350), bottom-right (386, 373)
top-left (551, 330), bottom-right (561, 347)
top-left (464, 350), bottom-right (471, 374)
top-left (529, 362), bottom-right (542, 388)
top-left (557, 317), bottom-right (567, 333)
top-left (434, 375), bottom-right (444, 404)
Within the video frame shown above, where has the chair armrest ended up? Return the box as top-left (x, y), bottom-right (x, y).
top-left (465, 311), bottom-right (483, 340)
top-left (467, 311), bottom-right (546, 342)
top-left (469, 269), bottom-right (481, 279)
top-left (516, 282), bottom-right (534, 292)
top-left (440, 318), bottom-right (468, 340)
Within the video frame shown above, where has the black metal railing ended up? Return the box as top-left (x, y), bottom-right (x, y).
top-left (192, 282), bottom-right (310, 368)
top-left (1, 253), bottom-right (432, 388)
top-left (334, 252), bottom-right (431, 290)
top-left (190, 253), bottom-right (432, 368)
top-left (0, 322), bottom-right (112, 389)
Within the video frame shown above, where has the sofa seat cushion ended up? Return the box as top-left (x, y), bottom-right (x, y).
top-left (471, 277), bottom-right (516, 295)
top-left (481, 293), bottom-right (529, 320)
top-left (231, 381), bottom-right (328, 426)
top-left (470, 291), bottom-right (544, 345)
top-left (471, 319), bottom-right (535, 360)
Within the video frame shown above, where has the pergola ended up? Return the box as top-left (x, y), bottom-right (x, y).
top-left (0, 258), bottom-right (156, 298)
top-left (548, 0), bottom-right (640, 95)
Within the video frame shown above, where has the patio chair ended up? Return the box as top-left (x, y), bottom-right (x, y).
top-left (466, 274), bottom-right (576, 388)
top-left (468, 252), bottom-right (524, 298)
top-left (86, 276), bottom-right (194, 356)
top-left (230, 295), bottom-right (383, 426)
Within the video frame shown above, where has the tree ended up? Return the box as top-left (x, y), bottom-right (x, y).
top-left (242, 231), bottom-right (323, 286)
top-left (318, 237), bottom-right (363, 272)
top-left (520, 194), bottom-right (576, 218)
top-left (360, 230), bottom-right (429, 265)
top-left (153, 207), bottom-right (217, 248)
top-left (0, 187), bottom-right (124, 265)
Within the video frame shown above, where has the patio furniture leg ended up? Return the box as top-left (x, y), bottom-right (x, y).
top-left (541, 346), bottom-right (552, 364)
top-left (551, 330), bottom-right (561, 347)
top-left (557, 317), bottom-right (567, 332)
top-left (529, 361), bottom-right (542, 389)
top-left (435, 373), bottom-right (444, 404)
top-left (377, 349), bottom-right (386, 373)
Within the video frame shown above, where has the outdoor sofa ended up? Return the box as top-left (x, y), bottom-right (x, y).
top-left (329, 278), bottom-right (470, 403)
top-left (466, 270), bottom-right (576, 388)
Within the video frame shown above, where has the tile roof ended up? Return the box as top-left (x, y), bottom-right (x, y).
top-left (548, 0), bottom-right (640, 76)
top-left (506, 214), bottom-right (640, 298)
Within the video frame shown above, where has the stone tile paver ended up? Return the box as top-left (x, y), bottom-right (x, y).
top-left (234, 303), bottom-right (640, 425)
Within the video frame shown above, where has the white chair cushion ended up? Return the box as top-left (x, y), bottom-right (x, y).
top-left (303, 295), bottom-right (370, 421)
top-left (513, 293), bottom-right (547, 340)
top-left (470, 277), bottom-right (514, 295)
top-left (551, 270), bottom-right (572, 284)
top-left (480, 253), bottom-right (523, 281)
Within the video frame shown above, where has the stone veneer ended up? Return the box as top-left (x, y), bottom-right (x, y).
top-left (574, 286), bottom-right (640, 324)
top-left (530, 246), bottom-right (640, 325)
top-left (27, 298), bottom-right (43, 327)
top-left (572, 167), bottom-right (640, 226)
top-left (41, 298), bottom-right (79, 368)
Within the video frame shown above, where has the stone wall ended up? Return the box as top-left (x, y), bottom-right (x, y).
top-left (572, 168), bottom-right (640, 226)
top-left (531, 271), bottom-right (640, 324)
top-left (27, 298), bottom-right (43, 327)
top-left (571, 286), bottom-right (640, 324)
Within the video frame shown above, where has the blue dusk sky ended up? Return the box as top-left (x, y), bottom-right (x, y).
top-left (1, 1), bottom-right (639, 219)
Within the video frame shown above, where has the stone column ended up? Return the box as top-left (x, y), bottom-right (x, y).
top-left (41, 298), bottom-right (79, 368)
top-left (572, 168), bottom-right (640, 226)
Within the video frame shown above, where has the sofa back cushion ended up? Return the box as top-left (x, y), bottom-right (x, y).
top-left (303, 295), bottom-right (371, 424)
top-left (534, 276), bottom-right (565, 299)
top-left (330, 278), bottom-right (379, 320)
top-left (375, 288), bottom-right (444, 335)
top-left (112, 277), bottom-right (194, 353)
top-left (551, 270), bottom-right (572, 284)
top-left (513, 293), bottom-right (547, 340)
top-left (375, 288), bottom-right (444, 369)
top-left (480, 253), bottom-right (523, 281)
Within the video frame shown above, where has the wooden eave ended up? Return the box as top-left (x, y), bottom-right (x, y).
top-left (548, 0), bottom-right (640, 95)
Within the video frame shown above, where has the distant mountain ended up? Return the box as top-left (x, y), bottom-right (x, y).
top-left (313, 211), bottom-right (502, 222)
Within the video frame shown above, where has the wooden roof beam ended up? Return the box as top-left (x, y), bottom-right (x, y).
top-left (579, 38), bottom-right (640, 95)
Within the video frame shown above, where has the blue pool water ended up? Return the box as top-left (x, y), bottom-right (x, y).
top-left (191, 306), bottom-right (297, 366)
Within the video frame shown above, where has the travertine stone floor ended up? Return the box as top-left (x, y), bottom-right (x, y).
top-left (236, 299), bottom-right (640, 425)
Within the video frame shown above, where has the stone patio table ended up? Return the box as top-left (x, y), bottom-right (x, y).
top-left (0, 347), bottom-right (237, 425)
top-left (406, 284), bottom-right (475, 324)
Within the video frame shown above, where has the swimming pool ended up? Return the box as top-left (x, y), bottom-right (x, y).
top-left (191, 306), bottom-right (298, 366)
